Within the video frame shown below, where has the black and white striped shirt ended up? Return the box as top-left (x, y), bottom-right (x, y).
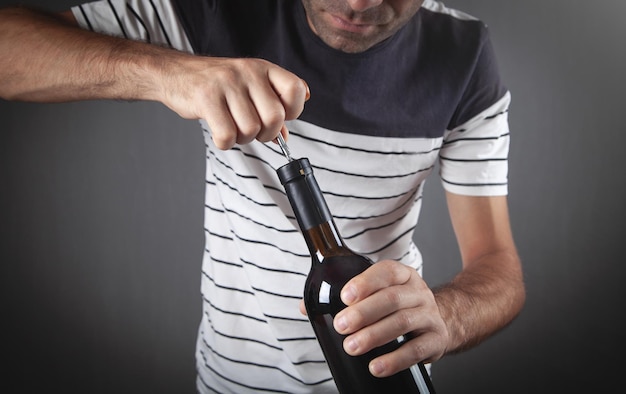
top-left (73, 1), bottom-right (511, 392)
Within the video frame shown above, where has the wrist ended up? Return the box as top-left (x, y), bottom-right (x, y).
top-left (101, 39), bottom-right (180, 102)
top-left (433, 285), bottom-right (473, 355)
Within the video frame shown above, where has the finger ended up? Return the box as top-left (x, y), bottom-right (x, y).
top-left (224, 89), bottom-right (265, 146)
top-left (247, 80), bottom-right (286, 143)
top-left (280, 123), bottom-right (289, 140)
top-left (203, 98), bottom-right (239, 150)
top-left (368, 333), bottom-right (440, 377)
top-left (303, 80), bottom-right (311, 101)
top-left (299, 299), bottom-right (307, 316)
top-left (334, 283), bottom-right (422, 336)
top-left (341, 306), bottom-right (440, 357)
top-left (267, 67), bottom-right (309, 121)
top-left (272, 124), bottom-right (290, 145)
top-left (341, 260), bottom-right (414, 306)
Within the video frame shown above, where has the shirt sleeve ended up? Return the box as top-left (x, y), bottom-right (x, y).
top-left (71, 0), bottom-right (193, 53)
top-left (439, 29), bottom-right (511, 197)
top-left (439, 91), bottom-right (510, 196)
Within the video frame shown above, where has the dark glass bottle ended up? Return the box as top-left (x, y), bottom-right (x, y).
top-left (277, 158), bottom-right (436, 394)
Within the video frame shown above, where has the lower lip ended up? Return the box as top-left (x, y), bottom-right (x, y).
top-left (329, 15), bottom-right (374, 34)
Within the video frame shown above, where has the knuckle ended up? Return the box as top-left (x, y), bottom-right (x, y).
top-left (383, 288), bottom-right (402, 308)
top-left (388, 261), bottom-right (412, 284)
top-left (393, 310), bottom-right (416, 332)
top-left (214, 65), bottom-right (240, 85)
top-left (261, 107), bottom-right (285, 130)
top-left (233, 58), bottom-right (267, 81)
top-left (407, 339), bottom-right (428, 362)
top-left (271, 106), bottom-right (287, 124)
top-left (238, 120), bottom-right (262, 137)
top-left (374, 260), bottom-right (404, 284)
top-left (281, 80), bottom-right (307, 118)
top-left (212, 133), bottom-right (235, 150)
top-left (283, 78), bottom-right (306, 100)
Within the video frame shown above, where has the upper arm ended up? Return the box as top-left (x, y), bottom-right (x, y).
top-left (445, 191), bottom-right (518, 268)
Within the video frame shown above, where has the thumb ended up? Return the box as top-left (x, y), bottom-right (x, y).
top-left (299, 299), bottom-right (308, 316)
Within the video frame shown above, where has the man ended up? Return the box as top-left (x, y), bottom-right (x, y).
top-left (0, 0), bottom-right (525, 392)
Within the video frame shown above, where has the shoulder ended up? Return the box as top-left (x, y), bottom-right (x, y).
top-left (416, 0), bottom-right (491, 50)
top-left (420, 0), bottom-right (487, 32)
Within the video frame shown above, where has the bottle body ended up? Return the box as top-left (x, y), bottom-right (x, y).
top-left (306, 252), bottom-right (432, 394)
top-left (277, 158), bottom-right (435, 394)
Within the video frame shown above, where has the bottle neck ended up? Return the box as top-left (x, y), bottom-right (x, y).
top-left (277, 158), bottom-right (349, 258)
top-left (302, 220), bottom-right (347, 258)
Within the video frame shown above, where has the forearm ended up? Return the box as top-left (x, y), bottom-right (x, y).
top-left (433, 250), bottom-right (525, 354)
top-left (0, 7), bottom-right (175, 103)
top-left (0, 7), bottom-right (308, 149)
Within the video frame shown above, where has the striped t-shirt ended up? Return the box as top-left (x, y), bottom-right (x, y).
top-left (72, 1), bottom-right (511, 392)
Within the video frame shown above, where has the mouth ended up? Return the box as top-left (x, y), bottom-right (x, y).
top-left (328, 14), bottom-right (377, 34)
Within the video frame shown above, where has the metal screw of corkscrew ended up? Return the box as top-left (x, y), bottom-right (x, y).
top-left (276, 132), bottom-right (294, 162)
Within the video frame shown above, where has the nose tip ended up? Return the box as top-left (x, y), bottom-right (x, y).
top-left (346, 0), bottom-right (383, 12)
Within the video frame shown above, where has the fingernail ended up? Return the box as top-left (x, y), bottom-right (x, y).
top-left (341, 285), bottom-right (357, 304)
top-left (345, 337), bottom-right (358, 353)
top-left (302, 79), bottom-right (311, 100)
top-left (335, 315), bottom-right (348, 332)
top-left (370, 360), bottom-right (385, 376)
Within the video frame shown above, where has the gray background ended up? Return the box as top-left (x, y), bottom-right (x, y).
top-left (1, 0), bottom-right (624, 392)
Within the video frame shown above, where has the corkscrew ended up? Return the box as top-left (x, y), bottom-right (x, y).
top-left (276, 132), bottom-right (294, 162)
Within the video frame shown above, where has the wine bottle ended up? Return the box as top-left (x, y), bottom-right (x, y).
top-left (277, 157), bottom-right (436, 394)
